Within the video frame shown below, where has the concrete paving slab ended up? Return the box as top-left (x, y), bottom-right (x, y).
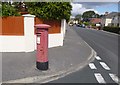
top-left (2, 26), bottom-right (96, 83)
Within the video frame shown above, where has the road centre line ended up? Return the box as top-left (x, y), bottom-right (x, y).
top-left (99, 62), bottom-right (110, 70)
top-left (109, 73), bottom-right (119, 83)
top-left (94, 73), bottom-right (106, 83)
top-left (95, 56), bottom-right (102, 60)
top-left (89, 63), bottom-right (97, 69)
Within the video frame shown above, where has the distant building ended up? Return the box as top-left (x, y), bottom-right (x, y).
top-left (104, 12), bottom-right (109, 16)
top-left (69, 17), bottom-right (79, 25)
top-left (90, 18), bottom-right (102, 24)
top-left (111, 13), bottom-right (120, 27)
top-left (68, 17), bottom-right (74, 25)
top-left (101, 12), bottom-right (120, 27)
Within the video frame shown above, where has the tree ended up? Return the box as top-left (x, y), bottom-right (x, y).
top-left (82, 11), bottom-right (96, 19)
top-left (75, 14), bottom-right (82, 20)
top-left (0, 2), bottom-right (2, 16)
top-left (25, 2), bottom-right (72, 21)
top-left (95, 13), bottom-right (100, 18)
top-left (99, 14), bottom-right (105, 18)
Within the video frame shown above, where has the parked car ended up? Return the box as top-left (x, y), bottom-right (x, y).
top-left (82, 24), bottom-right (85, 28)
top-left (76, 24), bottom-right (81, 27)
top-left (69, 23), bottom-right (73, 26)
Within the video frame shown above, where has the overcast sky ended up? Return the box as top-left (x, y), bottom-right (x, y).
top-left (71, 2), bottom-right (119, 17)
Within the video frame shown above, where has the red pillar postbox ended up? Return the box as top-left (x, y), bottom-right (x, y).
top-left (34, 24), bottom-right (51, 70)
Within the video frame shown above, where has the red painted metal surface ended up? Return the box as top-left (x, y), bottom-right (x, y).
top-left (35, 24), bottom-right (51, 63)
top-left (34, 24), bottom-right (51, 29)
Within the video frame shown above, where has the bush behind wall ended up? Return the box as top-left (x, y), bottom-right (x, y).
top-left (103, 26), bottom-right (120, 34)
top-left (1, 2), bottom-right (21, 17)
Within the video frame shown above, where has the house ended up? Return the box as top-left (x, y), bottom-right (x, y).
top-left (90, 18), bottom-right (102, 25)
top-left (68, 17), bottom-right (76, 25)
top-left (101, 12), bottom-right (120, 27)
top-left (68, 16), bottom-right (80, 25)
top-left (111, 13), bottom-right (120, 27)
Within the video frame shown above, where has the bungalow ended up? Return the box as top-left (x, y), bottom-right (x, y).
top-left (101, 12), bottom-right (120, 27)
top-left (90, 18), bottom-right (102, 25)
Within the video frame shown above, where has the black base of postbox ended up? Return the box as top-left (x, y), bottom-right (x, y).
top-left (36, 61), bottom-right (49, 70)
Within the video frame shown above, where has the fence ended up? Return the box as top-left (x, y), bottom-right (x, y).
top-left (35, 17), bottom-right (61, 34)
top-left (1, 17), bottom-right (61, 36)
top-left (1, 16), bottom-right (24, 35)
top-left (0, 14), bottom-right (66, 52)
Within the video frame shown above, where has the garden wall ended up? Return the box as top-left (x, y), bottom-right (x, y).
top-left (0, 14), bottom-right (66, 52)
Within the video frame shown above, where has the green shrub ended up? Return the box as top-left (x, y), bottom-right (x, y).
top-left (91, 23), bottom-right (95, 26)
top-left (26, 2), bottom-right (72, 21)
top-left (0, 4), bottom-right (1, 17)
top-left (83, 22), bottom-right (90, 26)
top-left (103, 26), bottom-right (120, 34)
top-left (2, 2), bottom-right (21, 17)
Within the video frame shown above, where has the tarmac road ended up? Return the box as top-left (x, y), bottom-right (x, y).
top-left (50, 26), bottom-right (119, 84)
top-left (74, 27), bottom-right (119, 75)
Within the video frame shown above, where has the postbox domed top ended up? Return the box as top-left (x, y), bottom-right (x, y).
top-left (34, 24), bottom-right (51, 29)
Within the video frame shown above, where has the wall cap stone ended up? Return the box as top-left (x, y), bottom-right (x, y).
top-left (22, 14), bottom-right (35, 17)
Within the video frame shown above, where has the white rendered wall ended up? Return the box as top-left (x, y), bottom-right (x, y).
top-left (48, 33), bottom-right (63, 48)
top-left (23, 14), bottom-right (35, 52)
top-left (0, 36), bottom-right (25, 52)
top-left (1, 15), bottom-right (66, 52)
top-left (61, 19), bottom-right (66, 39)
top-left (101, 18), bottom-right (105, 27)
top-left (0, 14), bottom-right (35, 52)
top-left (34, 33), bottom-right (63, 49)
top-left (48, 19), bottom-right (66, 48)
top-left (34, 19), bottom-right (66, 49)
top-left (105, 19), bottom-right (112, 26)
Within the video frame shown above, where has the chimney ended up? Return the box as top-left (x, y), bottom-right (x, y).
top-left (105, 12), bottom-right (109, 16)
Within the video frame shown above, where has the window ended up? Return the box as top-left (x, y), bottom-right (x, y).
top-left (117, 23), bottom-right (119, 27)
top-left (111, 23), bottom-right (114, 26)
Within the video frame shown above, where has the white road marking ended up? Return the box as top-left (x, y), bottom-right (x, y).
top-left (95, 56), bottom-right (102, 60)
top-left (100, 62), bottom-right (110, 70)
top-left (109, 73), bottom-right (119, 83)
top-left (89, 63), bottom-right (97, 69)
top-left (94, 73), bottom-right (106, 83)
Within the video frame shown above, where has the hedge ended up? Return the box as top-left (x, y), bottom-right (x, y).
top-left (103, 26), bottom-right (120, 34)
top-left (26, 2), bottom-right (72, 21)
top-left (1, 2), bottom-right (72, 21)
top-left (1, 3), bottom-right (21, 17)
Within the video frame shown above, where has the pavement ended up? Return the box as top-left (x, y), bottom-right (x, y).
top-left (2, 26), bottom-right (96, 83)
